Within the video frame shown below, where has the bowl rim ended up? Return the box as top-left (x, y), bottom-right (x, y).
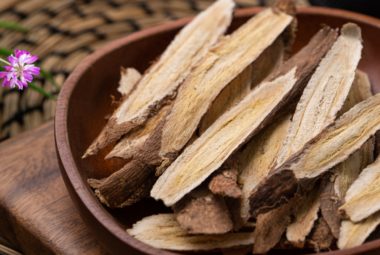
top-left (55, 6), bottom-right (380, 255)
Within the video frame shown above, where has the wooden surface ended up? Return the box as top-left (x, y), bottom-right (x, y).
top-left (0, 121), bottom-right (109, 255)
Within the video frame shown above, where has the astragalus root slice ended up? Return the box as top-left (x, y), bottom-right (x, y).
top-left (152, 26), bottom-right (337, 207)
top-left (209, 154), bottom-right (242, 199)
top-left (250, 94), bottom-right (380, 217)
top-left (320, 70), bottom-right (374, 238)
top-left (238, 112), bottom-right (292, 224)
top-left (117, 67), bottom-right (141, 96)
top-left (275, 23), bottom-right (363, 167)
top-left (88, 177), bottom-right (156, 207)
top-left (307, 216), bottom-right (335, 252)
top-left (199, 36), bottom-right (286, 135)
top-left (338, 210), bottom-right (380, 250)
top-left (82, 0), bottom-right (234, 158)
top-left (92, 1), bottom-right (296, 208)
top-left (199, 65), bottom-right (252, 135)
top-left (339, 156), bottom-right (380, 222)
top-left (127, 214), bottom-right (254, 251)
top-left (172, 184), bottom-right (233, 234)
top-left (286, 184), bottom-right (321, 247)
top-left (253, 203), bottom-right (295, 254)
top-left (105, 102), bottom-right (173, 160)
top-left (250, 36), bottom-right (286, 89)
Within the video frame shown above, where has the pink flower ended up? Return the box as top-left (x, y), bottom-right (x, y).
top-left (0, 50), bottom-right (40, 90)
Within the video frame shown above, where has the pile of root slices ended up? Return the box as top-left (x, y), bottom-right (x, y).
top-left (83, 0), bottom-right (380, 253)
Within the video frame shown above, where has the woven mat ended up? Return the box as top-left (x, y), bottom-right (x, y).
top-left (0, 0), bottom-right (309, 142)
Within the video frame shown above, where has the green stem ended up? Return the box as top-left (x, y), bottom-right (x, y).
top-left (0, 57), bottom-right (10, 65)
top-left (28, 82), bottom-right (57, 101)
top-left (0, 19), bottom-right (29, 33)
top-left (35, 63), bottom-right (60, 91)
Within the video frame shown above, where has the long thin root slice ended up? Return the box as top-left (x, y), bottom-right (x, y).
top-left (127, 214), bottom-right (254, 251)
top-left (339, 156), bottom-right (380, 222)
top-left (238, 112), bottom-right (292, 224)
top-left (338, 210), bottom-right (380, 250)
top-left (320, 70), bottom-right (374, 238)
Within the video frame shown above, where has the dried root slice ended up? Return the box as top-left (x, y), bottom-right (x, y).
top-left (200, 35), bottom-right (287, 135)
top-left (338, 211), bottom-right (380, 250)
top-left (83, 0), bottom-right (234, 158)
top-left (275, 23), bottom-right (362, 167)
top-left (252, 190), bottom-right (304, 253)
top-left (88, 177), bottom-right (156, 207)
top-left (238, 112), bottom-right (292, 223)
top-left (250, 36), bottom-right (286, 89)
top-left (172, 184), bottom-right (233, 234)
top-left (127, 214), bottom-right (254, 251)
top-left (320, 70), bottom-right (374, 238)
top-left (337, 70), bottom-right (373, 118)
top-left (286, 183), bottom-right (321, 246)
top-left (92, 0), bottom-right (297, 208)
top-left (250, 93), bottom-right (380, 217)
top-left (253, 203), bottom-right (296, 254)
top-left (307, 216), bottom-right (335, 252)
top-left (209, 154), bottom-right (242, 199)
top-left (199, 65), bottom-right (252, 135)
top-left (339, 156), bottom-right (380, 222)
top-left (152, 26), bottom-right (337, 207)
top-left (117, 67), bottom-right (142, 96)
top-left (105, 103), bottom-right (173, 160)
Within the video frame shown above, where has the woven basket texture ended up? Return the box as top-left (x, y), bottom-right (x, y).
top-left (0, 0), bottom-right (309, 142)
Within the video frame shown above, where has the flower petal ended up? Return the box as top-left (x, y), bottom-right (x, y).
top-left (24, 65), bottom-right (40, 75)
top-left (15, 50), bottom-right (28, 58)
top-left (0, 72), bottom-right (8, 79)
top-left (1, 78), bottom-right (8, 87)
top-left (7, 55), bottom-right (17, 67)
top-left (24, 55), bottom-right (38, 64)
top-left (23, 71), bottom-right (33, 82)
top-left (16, 79), bottom-right (24, 90)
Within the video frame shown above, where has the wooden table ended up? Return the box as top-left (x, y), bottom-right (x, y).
top-left (0, 121), bottom-right (108, 255)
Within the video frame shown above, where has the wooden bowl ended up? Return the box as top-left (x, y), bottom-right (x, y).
top-left (55, 6), bottom-right (380, 255)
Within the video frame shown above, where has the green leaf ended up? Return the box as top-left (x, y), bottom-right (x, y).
top-left (0, 19), bottom-right (29, 33)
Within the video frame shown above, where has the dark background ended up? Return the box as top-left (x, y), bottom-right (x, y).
top-left (311, 0), bottom-right (380, 19)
